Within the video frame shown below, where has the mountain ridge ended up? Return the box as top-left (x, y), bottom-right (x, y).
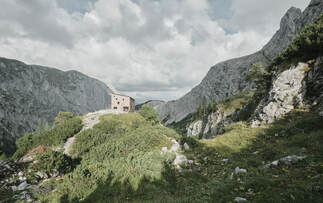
top-left (156, 0), bottom-right (323, 124)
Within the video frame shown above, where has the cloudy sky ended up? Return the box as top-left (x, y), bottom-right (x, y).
top-left (0, 0), bottom-right (310, 103)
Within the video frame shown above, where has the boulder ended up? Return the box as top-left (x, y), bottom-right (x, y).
top-left (187, 120), bottom-right (202, 137)
top-left (235, 167), bottom-right (247, 174)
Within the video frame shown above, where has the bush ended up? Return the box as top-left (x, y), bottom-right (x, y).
top-left (180, 136), bottom-right (199, 148)
top-left (11, 133), bottom-right (34, 160)
top-left (34, 116), bottom-right (83, 147)
top-left (94, 119), bottom-right (127, 134)
top-left (138, 105), bottom-right (160, 124)
top-left (246, 62), bottom-right (269, 87)
top-left (71, 128), bottom-right (114, 157)
top-left (54, 112), bottom-right (77, 126)
top-left (31, 149), bottom-right (74, 175)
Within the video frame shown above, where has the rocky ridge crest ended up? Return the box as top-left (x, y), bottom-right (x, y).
top-left (155, 0), bottom-right (323, 124)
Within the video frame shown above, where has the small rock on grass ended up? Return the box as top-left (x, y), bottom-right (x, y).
top-left (264, 155), bottom-right (306, 168)
top-left (235, 167), bottom-right (247, 174)
top-left (11, 181), bottom-right (29, 191)
top-left (222, 159), bottom-right (229, 162)
top-left (234, 197), bottom-right (247, 202)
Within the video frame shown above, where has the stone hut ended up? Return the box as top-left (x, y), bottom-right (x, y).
top-left (111, 93), bottom-right (135, 112)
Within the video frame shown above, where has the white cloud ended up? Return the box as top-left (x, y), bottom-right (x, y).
top-left (0, 0), bottom-right (311, 103)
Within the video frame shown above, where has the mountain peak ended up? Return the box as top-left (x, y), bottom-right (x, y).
top-left (262, 7), bottom-right (302, 60)
top-left (156, 0), bottom-right (323, 124)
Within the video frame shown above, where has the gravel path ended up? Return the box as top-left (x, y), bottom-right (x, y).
top-left (63, 109), bottom-right (123, 155)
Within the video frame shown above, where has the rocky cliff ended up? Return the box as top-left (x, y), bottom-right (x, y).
top-left (156, 0), bottom-right (323, 124)
top-left (251, 63), bottom-right (308, 126)
top-left (0, 57), bottom-right (113, 154)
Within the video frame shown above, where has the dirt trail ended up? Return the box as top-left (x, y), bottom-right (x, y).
top-left (63, 109), bottom-right (123, 155)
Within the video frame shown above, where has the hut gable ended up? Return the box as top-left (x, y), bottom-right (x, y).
top-left (111, 93), bottom-right (135, 112)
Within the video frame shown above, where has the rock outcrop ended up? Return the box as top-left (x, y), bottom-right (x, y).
top-left (252, 55), bottom-right (323, 126)
top-left (0, 57), bottom-right (113, 155)
top-left (187, 120), bottom-right (203, 137)
top-left (186, 104), bottom-right (247, 138)
top-left (251, 63), bottom-right (308, 126)
top-left (156, 0), bottom-right (323, 124)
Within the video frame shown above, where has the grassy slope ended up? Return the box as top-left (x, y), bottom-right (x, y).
top-left (217, 91), bottom-right (255, 115)
top-left (142, 109), bottom-right (322, 202)
top-left (32, 109), bottom-right (322, 202)
top-left (37, 113), bottom-right (180, 202)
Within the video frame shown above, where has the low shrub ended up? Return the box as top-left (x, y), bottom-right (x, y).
top-left (70, 128), bottom-right (115, 157)
top-left (138, 105), bottom-right (160, 124)
top-left (38, 112), bottom-right (178, 201)
top-left (180, 136), bottom-right (199, 148)
top-left (33, 116), bottom-right (83, 147)
top-left (11, 133), bottom-right (34, 160)
top-left (54, 112), bottom-right (77, 126)
top-left (31, 149), bottom-right (74, 175)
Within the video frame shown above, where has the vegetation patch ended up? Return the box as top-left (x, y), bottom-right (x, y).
top-left (38, 108), bottom-right (179, 202)
top-left (271, 14), bottom-right (323, 73)
top-left (34, 107), bottom-right (323, 202)
top-left (30, 149), bottom-right (75, 176)
top-left (11, 112), bottom-right (83, 160)
top-left (138, 104), bottom-right (161, 124)
top-left (180, 109), bottom-right (323, 202)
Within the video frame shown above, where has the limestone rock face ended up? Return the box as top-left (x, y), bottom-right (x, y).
top-left (186, 120), bottom-right (203, 137)
top-left (202, 111), bottom-right (228, 138)
top-left (0, 57), bottom-right (113, 154)
top-left (251, 63), bottom-right (308, 126)
top-left (157, 1), bottom-right (323, 124)
top-left (186, 106), bottom-right (245, 138)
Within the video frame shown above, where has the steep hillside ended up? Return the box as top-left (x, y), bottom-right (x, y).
top-left (156, 0), bottom-right (323, 124)
top-left (180, 13), bottom-right (323, 139)
top-left (0, 57), bottom-right (113, 156)
top-left (0, 108), bottom-right (184, 202)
